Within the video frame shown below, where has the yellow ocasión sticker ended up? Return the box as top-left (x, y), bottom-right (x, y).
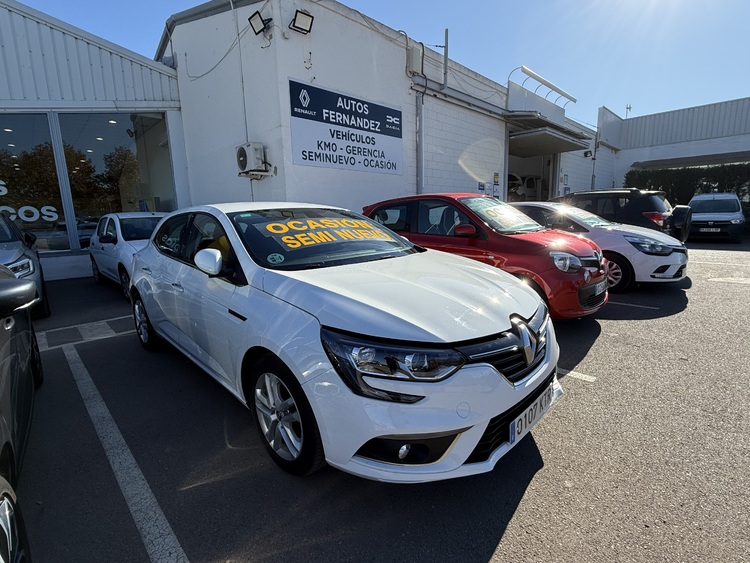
top-left (263, 217), bottom-right (394, 249)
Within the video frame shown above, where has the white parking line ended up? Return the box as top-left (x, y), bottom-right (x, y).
top-left (37, 315), bottom-right (133, 351)
top-left (606, 301), bottom-right (660, 310)
top-left (62, 345), bottom-right (189, 563)
top-left (558, 368), bottom-right (597, 383)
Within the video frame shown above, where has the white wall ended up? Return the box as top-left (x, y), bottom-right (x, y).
top-left (422, 97), bottom-right (505, 193)
top-left (168, 0), bottom-right (516, 214)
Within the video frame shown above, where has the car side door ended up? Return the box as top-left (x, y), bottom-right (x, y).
top-left (175, 212), bottom-right (246, 386)
top-left (406, 199), bottom-right (493, 265)
top-left (138, 213), bottom-right (193, 345)
top-left (97, 218), bottom-right (120, 280)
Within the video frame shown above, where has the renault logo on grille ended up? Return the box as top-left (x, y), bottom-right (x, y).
top-left (513, 320), bottom-right (538, 365)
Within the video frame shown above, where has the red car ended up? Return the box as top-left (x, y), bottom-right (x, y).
top-left (363, 193), bottom-right (608, 319)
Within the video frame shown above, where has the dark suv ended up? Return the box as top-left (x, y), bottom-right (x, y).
top-left (551, 189), bottom-right (691, 242)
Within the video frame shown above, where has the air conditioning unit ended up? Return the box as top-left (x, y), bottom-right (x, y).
top-left (236, 142), bottom-right (266, 173)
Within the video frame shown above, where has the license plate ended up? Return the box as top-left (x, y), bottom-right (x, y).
top-left (509, 383), bottom-right (553, 445)
top-left (699, 227), bottom-right (721, 233)
top-left (594, 280), bottom-right (607, 295)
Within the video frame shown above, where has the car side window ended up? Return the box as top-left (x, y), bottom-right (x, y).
top-left (154, 214), bottom-right (191, 260)
top-left (104, 219), bottom-right (117, 241)
top-left (372, 205), bottom-right (410, 232)
top-left (184, 214), bottom-right (230, 264)
top-left (183, 213), bottom-right (245, 285)
top-left (416, 201), bottom-right (470, 236)
top-left (96, 217), bottom-right (108, 238)
top-left (595, 197), bottom-right (615, 217)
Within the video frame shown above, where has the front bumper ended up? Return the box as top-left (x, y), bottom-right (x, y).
top-left (631, 248), bottom-right (688, 283)
top-left (303, 328), bottom-right (561, 483)
top-left (690, 221), bottom-right (744, 240)
top-left (546, 274), bottom-right (608, 319)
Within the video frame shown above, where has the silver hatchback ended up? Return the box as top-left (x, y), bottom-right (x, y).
top-left (0, 214), bottom-right (50, 317)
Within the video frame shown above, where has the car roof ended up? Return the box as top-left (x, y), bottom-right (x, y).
top-left (180, 201), bottom-right (349, 214)
top-left (558, 188), bottom-right (665, 196)
top-left (365, 193), bottom-right (493, 207)
top-left (108, 212), bottom-right (168, 219)
top-left (689, 192), bottom-right (739, 200)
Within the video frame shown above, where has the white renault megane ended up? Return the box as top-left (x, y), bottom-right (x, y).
top-left (130, 202), bottom-right (562, 483)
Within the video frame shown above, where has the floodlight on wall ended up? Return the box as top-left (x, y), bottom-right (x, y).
top-left (249, 10), bottom-right (272, 35)
top-left (289, 10), bottom-right (314, 34)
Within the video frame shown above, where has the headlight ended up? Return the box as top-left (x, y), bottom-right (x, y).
top-left (624, 235), bottom-right (673, 256)
top-left (7, 257), bottom-right (34, 278)
top-left (731, 218), bottom-right (744, 225)
top-left (320, 328), bottom-right (466, 403)
top-left (550, 251), bottom-right (581, 273)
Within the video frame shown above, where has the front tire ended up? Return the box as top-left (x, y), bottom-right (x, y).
top-left (251, 357), bottom-right (325, 476)
top-left (133, 294), bottom-right (161, 351)
top-left (119, 268), bottom-right (131, 302)
top-left (604, 252), bottom-right (633, 292)
top-left (0, 475), bottom-right (32, 563)
top-left (91, 258), bottom-right (104, 284)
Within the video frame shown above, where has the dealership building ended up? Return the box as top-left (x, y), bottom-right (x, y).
top-left (1, 0), bottom-right (749, 279)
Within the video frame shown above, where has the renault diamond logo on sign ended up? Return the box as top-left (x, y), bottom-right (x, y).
top-left (299, 89), bottom-right (310, 108)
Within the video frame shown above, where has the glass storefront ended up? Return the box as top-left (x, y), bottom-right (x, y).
top-left (0, 112), bottom-right (176, 252)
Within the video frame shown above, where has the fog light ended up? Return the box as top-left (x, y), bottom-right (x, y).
top-left (398, 444), bottom-right (411, 460)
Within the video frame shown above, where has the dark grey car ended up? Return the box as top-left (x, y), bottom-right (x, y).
top-left (0, 265), bottom-right (44, 561)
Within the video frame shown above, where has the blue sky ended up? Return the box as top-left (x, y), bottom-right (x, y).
top-left (18, 0), bottom-right (750, 128)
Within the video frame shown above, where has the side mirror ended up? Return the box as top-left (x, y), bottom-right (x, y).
top-left (454, 224), bottom-right (477, 237)
top-left (194, 248), bottom-right (223, 276)
top-left (99, 234), bottom-right (115, 244)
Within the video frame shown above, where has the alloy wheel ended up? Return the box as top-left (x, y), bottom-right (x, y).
top-left (254, 372), bottom-right (303, 461)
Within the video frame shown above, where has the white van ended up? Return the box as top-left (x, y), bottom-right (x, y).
top-left (687, 192), bottom-right (745, 243)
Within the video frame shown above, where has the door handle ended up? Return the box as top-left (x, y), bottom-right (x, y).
top-left (172, 282), bottom-right (184, 292)
top-left (141, 267), bottom-right (152, 274)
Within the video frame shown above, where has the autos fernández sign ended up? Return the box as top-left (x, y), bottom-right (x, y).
top-left (289, 80), bottom-right (403, 175)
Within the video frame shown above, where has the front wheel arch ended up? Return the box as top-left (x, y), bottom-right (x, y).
top-left (243, 351), bottom-right (325, 476)
top-left (603, 251), bottom-right (634, 292)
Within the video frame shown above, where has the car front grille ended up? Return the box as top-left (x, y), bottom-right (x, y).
top-left (580, 251), bottom-right (604, 270)
top-left (455, 304), bottom-right (549, 385)
top-left (465, 369), bottom-right (556, 464)
top-left (578, 283), bottom-right (607, 308)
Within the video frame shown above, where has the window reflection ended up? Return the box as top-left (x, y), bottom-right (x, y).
top-left (0, 112), bottom-right (176, 252)
top-left (0, 114), bottom-right (68, 250)
top-left (59, 112), bottom-right (175, 248)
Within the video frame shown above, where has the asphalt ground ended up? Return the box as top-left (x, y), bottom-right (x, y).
top-left (17, 236), bottom-right (750, 562)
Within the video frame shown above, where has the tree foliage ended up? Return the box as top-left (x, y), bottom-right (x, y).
top-left (624, 163), bottom-right (750, 205)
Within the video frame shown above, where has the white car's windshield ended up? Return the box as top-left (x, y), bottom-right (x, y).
top-left (120, 217), bottom-right (164, 241)
top-left (559, 205), bottom-right (614, 227)
top-left (460, 196), bottom-right (544, 234)
top-left (229, 207), bottom-right (418, 270)
top-left (689, 198), bottom-right (740, 213)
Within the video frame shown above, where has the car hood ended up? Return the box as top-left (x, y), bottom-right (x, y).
top-left (260, 251), bottom-right (541, 343)
top-left (597, 224), bottom-right (683, 245)
top-left (0, 243), bottom-right (25, 265)
top-left (508, 229), bottom-right (600, 256)
top-left (128, 239), bottom-right (150, 253)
